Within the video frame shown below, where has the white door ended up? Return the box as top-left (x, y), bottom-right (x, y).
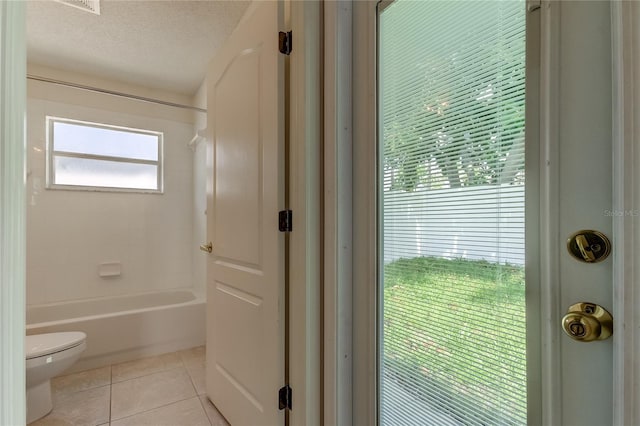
top-left (375, 1), bottom-right (614, 425)
top-left (204, 2), bottom-right (285, 425)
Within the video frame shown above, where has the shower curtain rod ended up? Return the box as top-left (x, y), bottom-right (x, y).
top-left (27, 74), bottom-right (207, 113)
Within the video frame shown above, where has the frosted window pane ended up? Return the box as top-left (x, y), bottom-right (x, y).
top-left (53, 121), bottom-right (159, 161)
top-left (54, 156), bottom-right (158, 190)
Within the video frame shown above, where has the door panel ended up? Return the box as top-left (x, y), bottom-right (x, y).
top-left (205, 2), bottom-right (285, 425)
top-left (213, 50), bottom-right (262, 267)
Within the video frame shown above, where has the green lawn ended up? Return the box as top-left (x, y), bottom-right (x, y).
top-left (383, 257), bottom-right (526, 425)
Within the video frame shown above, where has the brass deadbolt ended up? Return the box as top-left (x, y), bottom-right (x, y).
top-left (562, 302), bottom-right (613, 342)
top-left (567, 230), bottom-right (611, 263)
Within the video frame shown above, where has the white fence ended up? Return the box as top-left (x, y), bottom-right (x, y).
top-left (383, 185), bottom-right (524, 265)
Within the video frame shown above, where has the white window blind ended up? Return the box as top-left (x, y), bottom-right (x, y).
top-left (379, 1), bottom-right (526, 425)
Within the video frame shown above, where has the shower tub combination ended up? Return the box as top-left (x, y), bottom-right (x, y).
top-left (26, 290), bottom-right (205, 372)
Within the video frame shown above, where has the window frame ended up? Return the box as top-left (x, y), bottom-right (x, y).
top-left (45, 116), bottom-right (164, 194)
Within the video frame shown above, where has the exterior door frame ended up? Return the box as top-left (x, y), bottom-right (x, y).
top-left (289, 1), bottom-right (323, 425)
top-left (611, 1), bottom-right (640, 425)
top-left (346, 0), bottom-right (634, 424)
top-left (350, 1), bottom-right (378, 424)
top-left (0, 1), bottom-right (27, 425)
top-left (323, 1), bottom-right (353, 426)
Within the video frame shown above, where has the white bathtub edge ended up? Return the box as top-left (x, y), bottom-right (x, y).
top-left (27, 296), bottom-right (206, 374)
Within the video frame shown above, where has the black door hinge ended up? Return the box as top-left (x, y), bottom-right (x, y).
top-left (278, 384), bottom-right (292, 410)
top-left (278, 31), bottom-right (292, 55)
top-left (279, 210), bottom-right (292, 232)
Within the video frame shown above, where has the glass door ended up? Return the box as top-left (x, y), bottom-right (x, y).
top-left (378, 1), bottom-right (527, 424)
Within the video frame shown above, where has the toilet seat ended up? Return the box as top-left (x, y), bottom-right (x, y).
top-left (26, 332), bottom-right (86, 359)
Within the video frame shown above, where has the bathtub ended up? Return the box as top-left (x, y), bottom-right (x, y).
top-left (26, 290), bottom-right (205, 373)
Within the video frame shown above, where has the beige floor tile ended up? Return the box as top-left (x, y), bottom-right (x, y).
top-left (111, 397), bottom-right (210, 426)
top-left (199, 395), bottom-right (230, 426)
top-left (179, 346), bottom-right (206, 367)
top-left (112, 352), bottom-right (182, 383)
top-left (51, 366), bottom-right (111, 403)
top-left (30, 385), bottom-right (110, 426)
top-left (111, 368), bottom-right (197, 420)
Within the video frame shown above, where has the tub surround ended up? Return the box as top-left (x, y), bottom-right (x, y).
top-left (192, 79), bottom-right (208, 311)
top-left (26, 69), bottom-right (198, 306)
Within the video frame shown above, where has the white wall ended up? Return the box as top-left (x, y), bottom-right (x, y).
top-left (26, 68), bottom-right (197, 305)
top-left (191, 80), bottom-right (207, 298)
top-left (383, 185), bottom-right (525, 265)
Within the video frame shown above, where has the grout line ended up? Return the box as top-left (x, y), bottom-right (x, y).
top-left (51, 365), bottom-right (113, 398)
top-left (55, 364), bottom-right (105, 379)
top-left (51, 381), bottom-right (111, 401)
top-left (188, 374), bottom-right (199, 395)
top-left (109, 364), bottom-right (113, 424)
top-left (112, 363), bottom-right (191, 384)
top-left (197, 395), bottom-right (215, 426)
top-left (109, 348), bottom-right (205, 384)
top-left (184, 360), bottom-right (200, 396)
top-left (110, 395), bottom-right (201, 423)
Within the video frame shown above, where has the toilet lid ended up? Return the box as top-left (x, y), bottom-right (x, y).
top-left (25, 332), bottom-right (86, 359)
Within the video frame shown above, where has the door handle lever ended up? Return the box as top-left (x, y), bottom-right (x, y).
top-left (567, 230), bottom-right (611, 263)
top-left (575, 234), bottom-right (596, 262)
top-left (200, 242), bottom-right (213, 253)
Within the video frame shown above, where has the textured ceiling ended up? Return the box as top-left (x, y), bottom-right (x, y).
top-left (27, 0), bottom-right (251, 95)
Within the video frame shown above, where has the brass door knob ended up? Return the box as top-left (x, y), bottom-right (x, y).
top-left (199, 242), bottom-right (213, 253)
top-left (561, 302), bottom-right (613, 342)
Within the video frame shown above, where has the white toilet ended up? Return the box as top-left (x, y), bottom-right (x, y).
top-left (25, 332), bottom-right (87, 424)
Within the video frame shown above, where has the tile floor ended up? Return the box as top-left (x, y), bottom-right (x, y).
top-left (31, 346), bottom-right (230, 426)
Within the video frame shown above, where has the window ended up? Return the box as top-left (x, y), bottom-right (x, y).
top-left (46, 117), bottom-right (163, 192)
top-left (379, 0), bottom-right (526, 425)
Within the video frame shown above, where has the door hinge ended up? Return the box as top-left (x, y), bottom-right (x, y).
top-left (278, 384), bottom-right (292, 410)
top-left (527, 0), bottom-right (541, 12)
top-left (278, 31), bottom-right (292, 55)
top-left (279, 210), bottom-right (292, 232)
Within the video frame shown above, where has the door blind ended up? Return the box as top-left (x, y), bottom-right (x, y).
top-left (379, 1), bottom-right (526, 425)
